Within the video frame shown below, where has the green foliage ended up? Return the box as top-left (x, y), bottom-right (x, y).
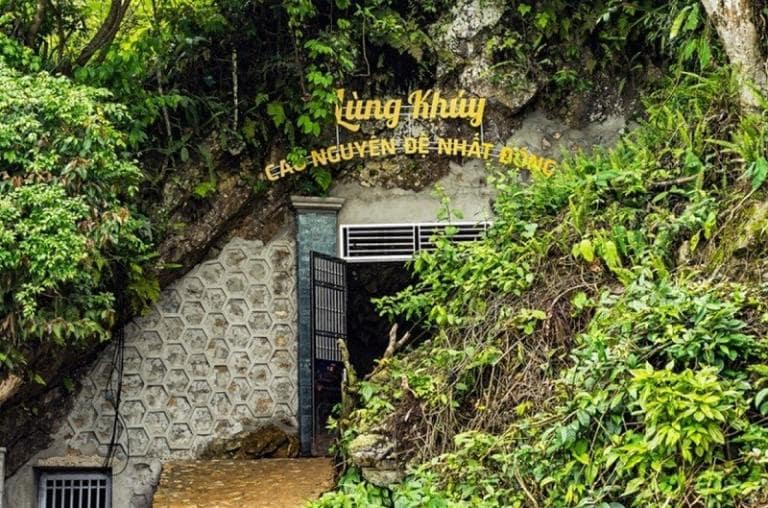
top-left (276, 0), bottom-right (439, 151)
top-left (530, 280), bottom-right (765, 505)
top-left (2, 0), bottom-right (764, 503)
top-left (0, 63), bottom-right (155, 373)
top-left (3, 0), bottom-right (724, 199)
top-left (320, 69), bottom-right (768, 507)
top-left (0, 32), bottom-right (41, 72)
top-left (309, 467), bottom-right (394, 508)
top-left (485, 0), bottom-right (718, 104)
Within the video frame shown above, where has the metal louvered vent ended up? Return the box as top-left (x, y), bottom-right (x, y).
top-left (340, 222), bottom-right (491, 262)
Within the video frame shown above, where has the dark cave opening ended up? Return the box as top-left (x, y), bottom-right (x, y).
top-left (346, 262), bottom-right (420, 378)
top-left (313, 261), bottom-right (424, 454)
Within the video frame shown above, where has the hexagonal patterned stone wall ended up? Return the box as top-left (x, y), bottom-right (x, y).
top-left (63, 237), bottom-right (297, 463)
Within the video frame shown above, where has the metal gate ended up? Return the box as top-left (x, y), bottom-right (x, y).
top-left (310, 252), bottom-right (347, 362)
top-left (310, 252), bottom-right (347, 452)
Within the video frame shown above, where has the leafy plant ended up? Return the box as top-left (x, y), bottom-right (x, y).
top-left (0, 63), bottom-right (155, 374)
top-left (319, 69), bottom-right (768, 507)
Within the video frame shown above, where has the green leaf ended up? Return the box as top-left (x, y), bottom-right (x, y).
top-left (297, 114), bottom-right (319, 135)
top-left (698, 38), bottom-right (711, 68)
top-left (755, 387), bottom-right (768, 411)
top-left (670, 7), bottom-right (690, 40)
top-left (193, 180), bottom-right (217, 198)
top-left (534, 12), bottom-right (550, 30)
top-left (689, 231), bottom-right (700, 252)
top-left (576, 410), bottom-right (590, 426)
top-left (522, 223), bottom-right (538, 238)
top-left (577, 239), bottom-right (594, 262)
top-left (359, 382), bottom-right (376, 401)
top-left (312, 167), bottom-right (333, 191)
top-left (266, 102), bottom-right (286, 128)
top-left (684, 4), bottom-right (700, 31)
top-left (242, 118), bottom-right (257, 141)
top-left (601, 240), bottom-right (621, 269)
top-left (749, 158), bottom-right (768, 190)
top-left (623, 477), bottom-right (644, 496)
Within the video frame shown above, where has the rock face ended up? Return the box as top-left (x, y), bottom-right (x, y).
top-left (3, 235), bottom-right (300, 508)
top-left (347, 433), bottom-right (404, 487)
top-left (336, 0), bottom-right (540, 191)
top-left (433, 0), bottom-right (539, 114)
top-left (459, 57), bottom-right (539, 114)
top-left (433, 0), bottom-right (504, 59)
top-left (153, 155), bottom-right (293, 287)
top-left (200, 423), bottom-right (299, 459)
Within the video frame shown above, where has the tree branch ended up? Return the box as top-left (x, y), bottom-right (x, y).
top-left (57, 0), bottom-right (132, 73)
top-left (648, 174), bottom-right (698, 190)
top-left (337, 338), bottom-right (358, 423)
top-left (382, 323), bottom-right (411, 361)
top-left (24, 0), bottom-right (47, 48)
top-left (0, 374), bottom-right (22, 409)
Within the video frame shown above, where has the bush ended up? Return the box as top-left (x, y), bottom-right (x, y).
top-left (0, 63), bottom-right (156, 375)
top-left (315, 70), bottom-right (768, 507)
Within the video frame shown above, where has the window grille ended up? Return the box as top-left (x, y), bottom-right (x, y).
top-left (339, 222), bottom-right (491, 262)
top-left (38, 470), bottom-right (111, 508)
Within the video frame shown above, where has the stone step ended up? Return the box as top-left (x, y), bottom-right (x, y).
top-left (151, 458), bottom-right (334, 507)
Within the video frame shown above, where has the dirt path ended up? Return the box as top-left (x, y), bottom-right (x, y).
top-left (151, 458), bottom-right (334, 507)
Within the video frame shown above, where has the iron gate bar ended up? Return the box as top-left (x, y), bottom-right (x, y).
top-left (309, 252), bottom-right (347, 453)
top-left (310, 252), bottom-right (347, 362)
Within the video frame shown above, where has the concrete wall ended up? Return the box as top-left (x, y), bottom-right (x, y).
top-left (4, 237), bottom-right (297, 508)
top-left (331, 159), bottom-right (494, 226)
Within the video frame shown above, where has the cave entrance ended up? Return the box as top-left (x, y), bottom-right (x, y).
top-left (307, 221), bottom-right (490, 455)
top-left (310, 253), bottom-right (418, 455)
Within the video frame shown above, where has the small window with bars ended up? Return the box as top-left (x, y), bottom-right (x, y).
top-left (37, 470), bottom-right (111, 508)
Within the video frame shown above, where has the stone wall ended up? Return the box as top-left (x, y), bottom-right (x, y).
top-left (4, 237), bottom-right (298, 508)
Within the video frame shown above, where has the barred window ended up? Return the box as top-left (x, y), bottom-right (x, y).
top-left (38, 470), bottom-right (111, 508)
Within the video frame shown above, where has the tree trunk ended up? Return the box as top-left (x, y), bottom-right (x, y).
top-left (56, 0), bottom-right (132, 73)
top-left (701, 0), bottom-right (767, 110)
top-left (75, 0), bottom-right (131, 67)
top-left (337, 338), bottom-right (359, 423)
top-left (24, 0), bottom-right (47, 47)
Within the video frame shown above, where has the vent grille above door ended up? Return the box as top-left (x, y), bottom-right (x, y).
top-left (340, 222), bottom-right (491, 262)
